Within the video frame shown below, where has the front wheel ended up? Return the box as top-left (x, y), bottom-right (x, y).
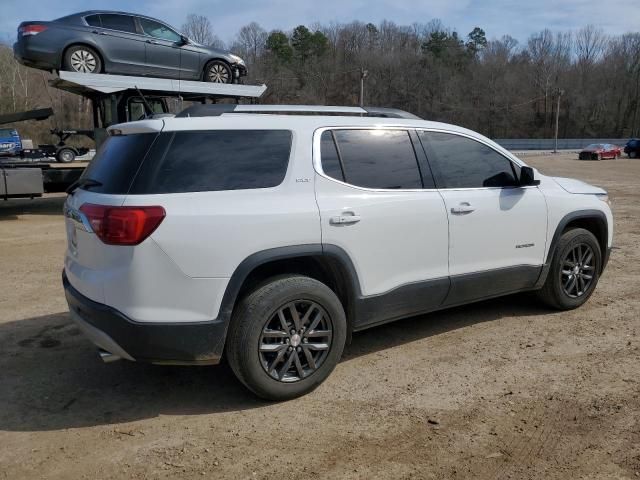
top-left (537, 228), bottom-right (602, 310)
top-left (226, 275), bottom-right (347, 400)
top-left (204, 60), bottom-right (233, 84)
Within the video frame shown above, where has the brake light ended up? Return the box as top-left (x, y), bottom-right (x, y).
top-left (80, 204), bottom-right (165, 246)
top-left (19, 24), bottom-right (48, 36)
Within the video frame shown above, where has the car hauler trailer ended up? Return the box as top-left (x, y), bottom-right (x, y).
top-left (1, 71), bottom-right (267, 199)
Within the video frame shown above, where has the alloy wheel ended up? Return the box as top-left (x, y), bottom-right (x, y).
top-left (70, 50), bottom-right (97, 73)
top-left (259, 300), bottom-right (333, 382)
top-left (560, 243), bottom-right (595, 298)
top-left (207, 63), bottom-right (229, 83)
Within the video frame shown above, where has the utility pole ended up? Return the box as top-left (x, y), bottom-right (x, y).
top-left (554, 89), bottom-right (564, 153)
top-left (359, 68), bottom-right (368, 107)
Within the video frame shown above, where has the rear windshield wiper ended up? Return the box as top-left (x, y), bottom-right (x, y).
top-left (66, 178), bottom-right (103, 195)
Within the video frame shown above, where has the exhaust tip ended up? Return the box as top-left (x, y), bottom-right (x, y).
top-left (98, 349), bottom-right (121, 363)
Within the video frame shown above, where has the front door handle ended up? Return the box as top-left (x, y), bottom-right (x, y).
top-left (146, 39), bottom-right (159, 44)
top-left (330, 214), bottom-right (361, 225)
top-left (450, 202), bottom-right (475, 215)
top-left (92, 30), bottom-right (106, 35)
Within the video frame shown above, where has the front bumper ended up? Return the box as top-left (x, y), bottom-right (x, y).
top-left (63, 272), bottom-right (226, 365)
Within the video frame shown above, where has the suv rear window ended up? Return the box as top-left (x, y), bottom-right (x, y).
top-left (130, 130), bottom-right (291, 194)
top-left (79, 133), bottom-right (158, 194)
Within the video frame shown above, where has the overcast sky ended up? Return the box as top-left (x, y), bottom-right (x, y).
top-left (2, 0), bottom-right (638, 46)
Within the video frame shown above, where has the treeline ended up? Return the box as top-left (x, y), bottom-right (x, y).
top-left (224, 20), bottom-right (640, 139)
top-left (1, 18), bottom-right (639, 145)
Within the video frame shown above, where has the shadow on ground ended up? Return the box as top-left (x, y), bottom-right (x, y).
top-left (0, 194), bottom-right (66, 220)
top-left (0, 294), bottom-right (549, 432)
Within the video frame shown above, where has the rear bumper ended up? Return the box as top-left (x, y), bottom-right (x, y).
top-left (63, 271), bottom-right (226, 365)
top-left (13, 40), bottom-right (59, 71)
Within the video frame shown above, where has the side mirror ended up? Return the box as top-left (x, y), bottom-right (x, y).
top-left (519, 166), bottom-right (540, 186)
top-left (179, 35), bottom-right (189, 45)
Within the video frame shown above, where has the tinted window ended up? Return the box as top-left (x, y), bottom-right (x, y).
top-left (139, 18), bottom-right (181, 42)
top-left (320, 131), bottom-right (344, 181)
top-left (130, 130), bottom-right (291, 194)
top-left (100, 14), bottom-right (137, 34)
top-left (79, 133), bottom-right (158, 194)
top-left (0, 129), bottom-right (18, 137)
top-left (420, 131), bottom-right (518, 188)
top-left (331, 130), bottom-right (422, 189)
top-left (85, 15), bottom-right (101, 27)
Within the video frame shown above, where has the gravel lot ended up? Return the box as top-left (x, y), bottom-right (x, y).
top-left (0, 153), bottom-right (638, 479)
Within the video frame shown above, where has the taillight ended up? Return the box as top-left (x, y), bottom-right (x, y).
top-left (19, 24), bottom-right (48, 36)
top-left (79, 204), bottom-right (165, 246)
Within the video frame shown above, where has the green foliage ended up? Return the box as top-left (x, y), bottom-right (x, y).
top-left (467, 27), bottom-right (488, 56)
top-left (266, 30), bottom-right (293, 63)
top-left (291, 25), bottom-right (328, 63)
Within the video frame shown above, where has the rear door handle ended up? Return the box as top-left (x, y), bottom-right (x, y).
top-left (450, 203), bottom-right (475, 215)
top-left (91, 30), bottom-right (106, 35)
top-left (330, 214), bottom-right (361, 225)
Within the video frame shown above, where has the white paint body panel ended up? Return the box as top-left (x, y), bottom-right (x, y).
top-left (440, 186), bottom-right (548, 276)
top-left (63, 112), bottom-right (614, 326)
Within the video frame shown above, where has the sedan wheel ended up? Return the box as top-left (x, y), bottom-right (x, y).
top-left (205, 61), bottom-right (232, 84)
top-left (70, 50), bottom-right (97, 73)
top-left (64, 46), bottom-right (102, 74)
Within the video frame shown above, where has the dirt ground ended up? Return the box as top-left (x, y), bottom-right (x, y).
top-left (0, 153), bottom-right (638, 479)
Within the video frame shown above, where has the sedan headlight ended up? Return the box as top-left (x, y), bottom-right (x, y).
top-left (229, 54), bottom-right (245, 65)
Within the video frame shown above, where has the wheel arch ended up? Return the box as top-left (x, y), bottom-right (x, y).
top-left (60, 42), bottom-right (105, 72)
top-left (217, 245), bottom-right (361, 344)
top-left (535, 209), bottom-right (609, 288)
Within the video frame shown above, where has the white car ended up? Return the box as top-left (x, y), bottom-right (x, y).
top-left (63, 105), bottom-right (613, 400)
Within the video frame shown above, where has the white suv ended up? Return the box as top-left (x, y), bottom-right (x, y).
top-left (63, 105), bottom-right (613, 400)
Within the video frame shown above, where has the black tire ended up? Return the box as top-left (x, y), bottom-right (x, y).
top-left (630, 151), bottom-right (637, 159)
top-left (56, 147), bottom-right (76, 163)
top-left (63, 45), bottom-right (102, 74)
top-left (226, 275), bottom-right (347, 400)
top-left (536, 228), bottom-right (602, 310)
top-left (203, 60), bottom-right (233, 84)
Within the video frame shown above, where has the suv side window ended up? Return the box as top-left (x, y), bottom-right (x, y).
top-left (419, 131), bottom-right (519, 189)
top-left (321, 129), bottom-right (424, 189)
top-left (100, 14), bottom-right (137, 34)
top-left (130, 130), bottom-right (292, 194)
top-left (139, 18), bottom-right (182, 42)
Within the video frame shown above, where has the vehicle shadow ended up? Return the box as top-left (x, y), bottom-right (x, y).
top-left (0, 194), bottom-right (66, 220)
top-left (0, 294), bottom-right (549, 432)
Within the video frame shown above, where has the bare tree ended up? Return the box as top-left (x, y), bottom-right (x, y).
top-left (236, 22), bottom-right (267, 64)
top-left (181, 14), bottom-right (224, 48)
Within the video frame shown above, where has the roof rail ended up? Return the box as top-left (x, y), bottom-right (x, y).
top-left (175, 104), bottom-right (421, 120)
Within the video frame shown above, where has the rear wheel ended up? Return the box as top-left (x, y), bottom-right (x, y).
top-left (56, 147), bottom-right (76, 163)
top-left (537, 228), bottom-right (602, 310)
top-left (204, 60), bottom-right (232, 84)
top-left (226, 275), bottom-right (347, 400)
top-left (63, 45), bottom-right (102, 74)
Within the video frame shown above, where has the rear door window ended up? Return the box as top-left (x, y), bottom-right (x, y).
top-left (100, 14), bottom-right (137, 34)
top-left (130, 130), bottom-right (292, 194)
top-left (322, 129), bottom-right (423, 189)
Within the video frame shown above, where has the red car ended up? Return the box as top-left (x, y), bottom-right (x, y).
top-left (579, 143), bottom-right (621, 160)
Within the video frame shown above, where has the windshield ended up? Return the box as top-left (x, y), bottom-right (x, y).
top-left (585, 144), bottom-right (604, 149)
top-left (0, 129), bottom-right (18, 137)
